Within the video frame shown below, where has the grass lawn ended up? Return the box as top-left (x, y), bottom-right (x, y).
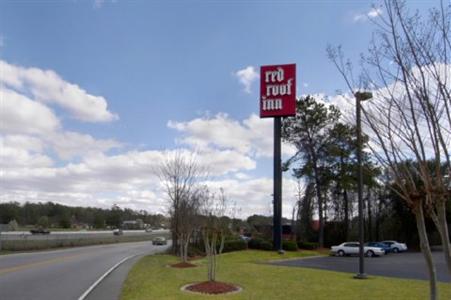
top-left (121, 250), bottom-right (451, 300)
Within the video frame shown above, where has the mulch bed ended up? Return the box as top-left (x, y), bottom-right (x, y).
top-left (185, 281), bottom-right (240, 295)
top-left (170, 262), bottom-right (197, 268)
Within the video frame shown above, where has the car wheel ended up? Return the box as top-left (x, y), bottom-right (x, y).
top-left (366, 250), bottom-right (375, 257)
top-left (337, 250), bottom-right (345, 257)
top-left (393, 247), bottom-right (399, 253)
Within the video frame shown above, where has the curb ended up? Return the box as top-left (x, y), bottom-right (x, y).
top-left (78, 253), bottom-right (141, 300)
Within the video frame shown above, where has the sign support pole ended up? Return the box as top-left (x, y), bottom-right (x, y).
top-left (273, 116), bottom-right (282, 252)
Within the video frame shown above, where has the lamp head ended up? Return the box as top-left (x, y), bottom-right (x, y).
top-left (355, 91), bottom-right (373, 101)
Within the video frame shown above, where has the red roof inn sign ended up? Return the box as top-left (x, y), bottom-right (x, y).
top-left (260, 64), bottom-right (296, 118)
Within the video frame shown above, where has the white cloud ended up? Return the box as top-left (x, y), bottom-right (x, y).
top-left (0, 60), bottom-right (118, 122)
top-left (205, 176), bottom-right (299, 219)
top-left (93, 0), bottom-right (117, 9)
top-left (353, 7), bottom-right (383, 22)
top-left (235, 66), bottom-right (259, 94)
top-left (0, 136), bottom-right (53, 169)
top-left (93, 0), bottom-right (106, 8)
top-left (0, 88), bottom-right (61, 135)
top-left (48, 131), bottom-right (121, 160)
top-left (168, 113), bottom-right (296, 158)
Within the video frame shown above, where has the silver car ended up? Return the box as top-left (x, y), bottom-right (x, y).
top-left (330, 242), bottom-right (385, 257)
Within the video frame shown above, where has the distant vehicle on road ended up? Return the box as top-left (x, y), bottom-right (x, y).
top-left (30, 228), bottom-right (50, 235)
top-left (380, 240), bottom-right (408, 253)
top-left (365, 242), bottom-right (392, 254)
top-left (145, 228), bottom-right (153, 233)
top-left (113, 229), bottom-right (123, 236)
top-left (330, 242), bottom-right (385, 257)
top-left (152, 237), bottom-right (167, 245)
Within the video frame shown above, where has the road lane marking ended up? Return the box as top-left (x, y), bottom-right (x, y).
top-left (78, 253), bottom-right (142, 300)
top-left (0, 253), bottom-right (86, 276)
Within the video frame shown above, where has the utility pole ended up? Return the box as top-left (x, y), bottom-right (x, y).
top-left (354, 91), bottom-right (372, 280)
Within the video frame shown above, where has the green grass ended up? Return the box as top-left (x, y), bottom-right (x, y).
top-left (121, 250), bottom-right (451, 300)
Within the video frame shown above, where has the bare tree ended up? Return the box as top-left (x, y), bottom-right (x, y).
top-left (328, 1), bottom-right (450, 298)
top-left (199, 187), bottom-right (229, 282)
top-left (157, 150), bottom-right (204, 261)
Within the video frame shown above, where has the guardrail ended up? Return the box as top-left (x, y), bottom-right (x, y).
top-left (0, 230), bottom-right (170, 251)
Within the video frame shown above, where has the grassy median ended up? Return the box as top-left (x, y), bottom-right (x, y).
top-left (121, 250), bottom-right (451, 300)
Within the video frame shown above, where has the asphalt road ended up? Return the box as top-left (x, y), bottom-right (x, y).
top-left (273, 252), bottom-right (451, 283)
top-left (0, 240), bottom-right (171, 300)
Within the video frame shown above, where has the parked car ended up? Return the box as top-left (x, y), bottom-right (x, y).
top-left (330, 242), bottom-right (385, 257)
top-left (239, 235), bottom-right (251, 242)
top-left (380, 240), bottom-right (408, 253)
top-left (113, 229), bottom-right (123, 236)
top-left (365, 242), bottom-right (392, 254)
top-left (30, 228), bottom-right (50, 235)
top-left (152, 237), bottom-right (167, 245)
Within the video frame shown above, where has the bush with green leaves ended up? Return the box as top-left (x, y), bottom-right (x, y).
top-left (248, 238), bottom-right (273, 251)
top-left (298, 241), bottom-right (319, 250)
top-left (221, 239), bottom-right (247, 253)
top-left (282, 240), bottom-right (298, 251)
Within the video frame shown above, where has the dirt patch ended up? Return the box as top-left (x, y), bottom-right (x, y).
top-left (183, 281), bottom-right (241, 295)
top-left (170, 262), bottom-right (197, 268)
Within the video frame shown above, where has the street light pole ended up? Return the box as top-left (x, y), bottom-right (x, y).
top-left (354, 91), bottom-right (372, 280)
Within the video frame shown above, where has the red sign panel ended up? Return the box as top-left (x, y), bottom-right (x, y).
top-left (260, 64), bottom-right (296, 118)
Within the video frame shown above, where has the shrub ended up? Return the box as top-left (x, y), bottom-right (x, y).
top-left (297, 241), bottom-right (319, 250)
top-left (282, 240), bottom-right (298, 251)
top-left (221, 239), bottom-right (247, 253)
top-left (248, 238), bottom-right (273, 251)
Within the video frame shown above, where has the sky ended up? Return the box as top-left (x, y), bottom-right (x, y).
top-left (0, 0), bottom-right (438, 218)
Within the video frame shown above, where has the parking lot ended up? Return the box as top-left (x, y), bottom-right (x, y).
top-left (273, 252), bottom-right (450, 282)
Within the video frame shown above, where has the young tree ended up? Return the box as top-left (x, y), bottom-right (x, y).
top-left (157, 150), bottom-right (204, 257)
top-left (199, 187), bottom-right (229, 282)
top-left (282, 95), bottom-right (340, 248)
top-left (177, 188), bottom-right (202, 263)
top-left (329, 1), bottom-right (451, 297)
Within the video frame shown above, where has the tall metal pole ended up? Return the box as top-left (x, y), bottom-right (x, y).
top-left (274, 117), bottom-right (282, 252)
top-left (355, 95), bottom-right (367, 279)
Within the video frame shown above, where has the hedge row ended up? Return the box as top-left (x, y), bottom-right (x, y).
top-left (221, 239), bottom-right (247, 253)
top-left (297, 241), bottom-right (319, 250)
top-left (248, 238), bottom-right (273, 251)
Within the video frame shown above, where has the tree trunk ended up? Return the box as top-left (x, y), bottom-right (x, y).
top-left (309, 150), bottom-right (325, 248)
top-left (343, 189), bottom-right (349, 241)
top-left (183, 238), bottom-right (189, 263)
top-left (171, 230), bottom-right (178, 255)
top-left (415, 204), bottom-right (438, 300)
top-left (432, 201), bottom-right (451, 275)
top-left (367, 189), bottom-right (373, 242)
top-left (312, 165), bottom-right (324, 248)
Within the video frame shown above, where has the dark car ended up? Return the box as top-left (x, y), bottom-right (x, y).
top-left (113, 229), bottom-right (123, 236)
top-left (366, 242), bottom-right (391, 254)
top-left (152, 237), bottom-right (167, 245)
top-left (30, 228), bottom-right (50, 235)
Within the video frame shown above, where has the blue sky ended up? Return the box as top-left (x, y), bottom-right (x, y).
top-left (0, 0), bottom-right (437, 217)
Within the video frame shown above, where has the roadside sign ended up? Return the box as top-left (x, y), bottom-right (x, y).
top-left (260, 64), bottom-right (296, 118)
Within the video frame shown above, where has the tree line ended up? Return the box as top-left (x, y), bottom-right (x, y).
top-left (0, 201), bottom-right (167, 229)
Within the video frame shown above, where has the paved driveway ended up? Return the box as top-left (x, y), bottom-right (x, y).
top-left (273, 252), bottom-right (450, 283)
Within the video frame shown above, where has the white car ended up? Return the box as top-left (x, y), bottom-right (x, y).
top-left (330, 242), bottom-right (385, 257)
top-left (381, 240), bottom-right (408, 253)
